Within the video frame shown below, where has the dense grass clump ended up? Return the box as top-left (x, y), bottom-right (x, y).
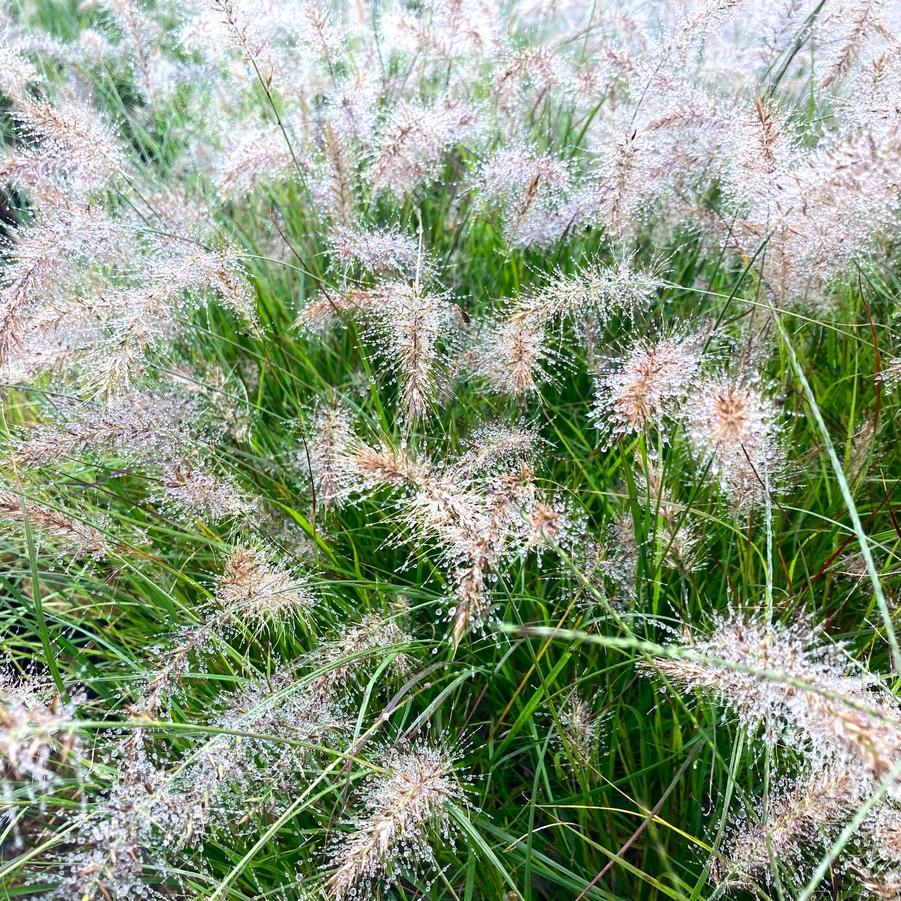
top-left (0, 1), bottom-right (900, 899)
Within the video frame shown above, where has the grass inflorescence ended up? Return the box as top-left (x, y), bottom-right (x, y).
top-left (0, 1), bottom-right (900, 899)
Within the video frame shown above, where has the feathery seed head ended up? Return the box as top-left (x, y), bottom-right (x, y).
top-left (348, 441), bottom-right (428, 492)
top-left (0, 490), bottom-right (109, 558)
top-left (535, 257), bottom-right (662, 326)
top-left (686, 375), bottom-right (784, 507)
top-left (53, 732), bottom-right (206, 900)
top-left (216, 544), bottom-right (317, 628)
top-left (878, 358), bottom-right (901, 392)
top-left (157, 463), bottom-right (253, 520)
top-left (370, 282), bottom-right (457, 426)
top-left (371, 99), bottom-right (478, 199)
top-left (468, 313), bottom-right (552, 396)
top-left (328, 224), bottom-right (421, 277)
top-left (602, 512), bottom-right (640, 598)
top-left (649, 607), bottom-right (901, 784)
top-left (13, 392), bottom-right (199, 468)
top-left (526, 495), bottom-right (584, 554)
top-left (859, 799), bottom-right (901, 882)
top-left (215, 123), bottom-right (298, 198)
top-left (300, 280), bottom-right (457, 426)
top-left (326, 744), bottom-right (465, 900)
top-left (180, 672), bottom-right (347, 810)
top-left (476, 146), bottom-right (573, 247)
top-left (137, 624), bottom-right (218, 716)
top-left (0, 45), bottom-right (38, 101)
top-left (14, 97), bottom-right (124, 192)
top-left (713, 766), bottom-right (864, 888)
top-left (592, 332), bottom-right (703, 441)
top-left (492, 45), bottom-right (565, 110)
top-left (556, 691), bottom-right (601, 763)
top-left (0, 207), bottom-right (126, 371)
top-left (637, 464), bottom-right (703, 573)
top-left (303, 401), bottom-right (356, 510)
top-left (307, 614), bottom-right (412, 700)
top-left (452, 421), bottom-right (539, 478)
top-left (0, 672), bottom-right (81, 795)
